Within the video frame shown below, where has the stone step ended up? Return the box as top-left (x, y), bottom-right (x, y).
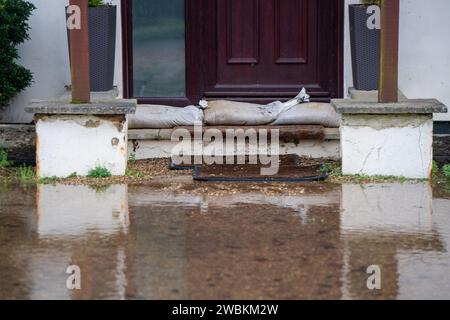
top-left (128, 127), bottom-right (341, 160)
top-left (128, 127), bottom-right (340, 141)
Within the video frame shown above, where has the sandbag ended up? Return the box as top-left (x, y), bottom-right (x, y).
top-left (271, 103), bottom-right (342, 128)
top-left (204, 89), bottom-right (310, 126)
top-left (128, 105), bottom-right (203, 129)
top-left (204, 100), bottom-right (286, 126)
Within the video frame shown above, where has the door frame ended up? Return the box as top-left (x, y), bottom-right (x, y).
top-left (121, 0), bottom-right (344, 105)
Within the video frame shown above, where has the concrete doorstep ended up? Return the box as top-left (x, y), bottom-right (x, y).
top-left (127, 126), bottom-right (341, 161)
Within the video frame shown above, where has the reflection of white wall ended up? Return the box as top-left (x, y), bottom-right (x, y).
top-left (397, 199), bottom-right (450, 300)
top-left (341, 183), bottom-right (433, 235)
top-left (37, 184), bottom-right (128, 237)
top-left (129, 189), bottom-right (340, 224)
top-left (344, 0), bottom-right (450, 120)
top-left (29, 252), bottom-right (72, 300)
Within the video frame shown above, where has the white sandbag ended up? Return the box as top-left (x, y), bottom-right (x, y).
top-left (204, 100), bottom-right (285, 126)
top-left (204, 88), bottom-right (310, 126)
top-left (271, 103), bottom-right (342, 128)
top-left (128, 105), bottom-right (204, 129)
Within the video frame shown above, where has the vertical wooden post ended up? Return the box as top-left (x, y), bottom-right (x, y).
top-left (378, 0), bottom-right (400, 103)
top-left (69, 0), bottom-right (90, 103)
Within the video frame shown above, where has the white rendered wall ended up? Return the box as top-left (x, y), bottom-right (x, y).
top-left (0, 0), bottom-right (123, 124)
top-left (398, 0), bottom-right (450, 121)
top-left (344, 0), bottom-right (450, 121)
top-left (36, 115), bottom-right (128, 177)
top-left (1, 0), bottom-right (449, 123)
top-left (340, 114), bottom-right (434, 179)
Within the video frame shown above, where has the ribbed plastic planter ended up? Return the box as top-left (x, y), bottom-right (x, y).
top-left (349, 4), bottom-right (380, 91)
top-left (67, 6), bottom-right (117, 92)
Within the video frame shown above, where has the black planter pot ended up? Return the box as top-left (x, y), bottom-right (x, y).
top-left (67, 6), bottom-right (117, 92)
top-left (349, 4), bottom-right (380, 91)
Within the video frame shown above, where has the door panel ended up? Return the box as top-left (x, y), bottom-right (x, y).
top-left (204, 0), bottom-right (339, 102)
top-left (123, 0), bottom-right (343, 105)
top-left (225, 0), bottom-right (260, 64)
top-left (274, 0), bottom-right (308, 64)
top-left (216, 0), bottom-right (313, 87)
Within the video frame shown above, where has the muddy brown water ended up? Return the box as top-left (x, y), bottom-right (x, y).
top-left (0, 181), bottom-right (449, 300)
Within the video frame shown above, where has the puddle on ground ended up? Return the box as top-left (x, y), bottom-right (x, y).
top-left (0, 182), bottom-right (449, 299)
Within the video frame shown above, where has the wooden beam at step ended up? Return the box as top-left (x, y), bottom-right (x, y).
top-left (68, 0), bottom-right (90, 103)
top-left (378, 0), bottom-right (400, 103)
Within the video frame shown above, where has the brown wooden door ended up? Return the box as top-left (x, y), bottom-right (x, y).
top-left (123, 0), bottom-right (343, 105)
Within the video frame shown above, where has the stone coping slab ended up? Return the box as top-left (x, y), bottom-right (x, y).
top-left (348, 87), bottom-right (408, 101)
top-left (26, 99), bottom-right (137, 115)
top-left (331, 98), bottom-right (447, 115)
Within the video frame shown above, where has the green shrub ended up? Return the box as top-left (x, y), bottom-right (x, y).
top-left (443, 164), bottom-right (450, 179)
top-left (0, 147), bottom-right (12, 167)
top-left (87, 166), bottom-right (112, 178)
top-left (0, 0), bottom-right (35, 108)
top-left (362, 0), bottom-right (381, 6)
top-left (89, 0), bottom-right (105, 7)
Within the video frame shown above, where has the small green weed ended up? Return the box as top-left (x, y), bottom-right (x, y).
top-left (129, 153), bottom-right (137, 165)
top-left (67, 172), bottom-right (78, 179)
top-left (0, 148), bottom-right (12, 168)
top-left (18, 165), bottom-right (35, 180)
top-left (39, 176), bottom-right (59, 184)
top-left (87, 166), bottom-right (112, 178)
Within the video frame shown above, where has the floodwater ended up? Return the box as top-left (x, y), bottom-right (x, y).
top-left (0, 181), bottom-right (449, 300)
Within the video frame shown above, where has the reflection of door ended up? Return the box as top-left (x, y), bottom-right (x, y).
top-left (122, 0), bottom-right (343, 106)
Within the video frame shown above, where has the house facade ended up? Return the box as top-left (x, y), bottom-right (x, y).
top-left (1, 0), bottom-right (449, 124)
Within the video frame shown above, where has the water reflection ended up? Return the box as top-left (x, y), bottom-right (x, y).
top-left (37, 185), bottom-right (129, 237)
top-left (340, 183), bottom-right (445, 300)
top-left (0, 182), bottom-right (449, 299)
top-left (341, 183), bottom-right (434, 235)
